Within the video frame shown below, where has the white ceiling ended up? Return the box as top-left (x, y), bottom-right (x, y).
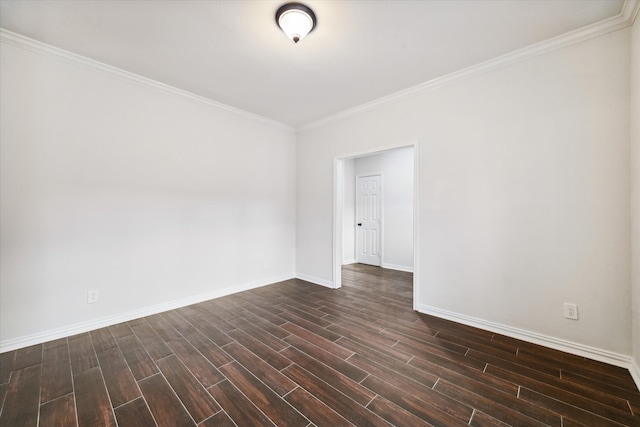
top-left (0, 0), bottom-right (627, 127)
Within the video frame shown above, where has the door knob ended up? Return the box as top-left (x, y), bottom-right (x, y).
top-left (357, 223), bottom-right (362, 226)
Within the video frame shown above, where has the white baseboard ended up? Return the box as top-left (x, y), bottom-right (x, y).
top-left (295, 273), bottom-right (335, 289)
top-left (381, 262), bottom-right (414, 273)
top-left (631, 359), bottom-right (640, 391)
top-left (341, 261), bottom-right (413, 272)
top-left (0, 273), bottom-right (295, 353)
top-left (417, 304), bottom-right (636, 375)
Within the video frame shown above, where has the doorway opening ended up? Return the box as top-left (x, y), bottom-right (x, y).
top-left (333, 141), bottom-right (419, 310)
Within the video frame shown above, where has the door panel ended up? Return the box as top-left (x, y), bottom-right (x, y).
top-left (356, 175), bottom-right (381, 266)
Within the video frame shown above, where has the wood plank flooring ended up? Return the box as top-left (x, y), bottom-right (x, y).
top-left (1, 264), bottom-right (639, 426)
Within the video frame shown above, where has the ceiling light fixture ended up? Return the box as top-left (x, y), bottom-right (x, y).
top-left (276, 3), bottom-right (316, 44)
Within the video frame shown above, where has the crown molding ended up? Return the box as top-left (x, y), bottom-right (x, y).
top-left (0, 28), bottom-right (295, 133)
top-left (628, 0), bottom-right (640, 23)
top-left (2, 0), bottom-right (637, 135)
top-left (299, 0), bottom-right (640, 132)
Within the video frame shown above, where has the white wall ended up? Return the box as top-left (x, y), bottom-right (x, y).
top-left (297, 29), bottom-right (631, 358)
top-left (631, 12), bottom-right (640, 382)
top-left (0, 40), bottom-right (297, 349)
top-left (353, 147), bottom-right (414, 271)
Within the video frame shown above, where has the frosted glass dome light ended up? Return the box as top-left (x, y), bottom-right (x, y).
top-left (276, 3), bottom-right (317, 43)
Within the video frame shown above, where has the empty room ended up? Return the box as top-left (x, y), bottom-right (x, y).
top-left (1, 0), bottom-right (639, 426)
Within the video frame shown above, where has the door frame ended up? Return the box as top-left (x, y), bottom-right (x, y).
top-left (333, 140), bottom-right (419, 311)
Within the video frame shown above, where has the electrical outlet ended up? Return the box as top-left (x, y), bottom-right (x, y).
top-left (564, 303), bottom-right (578, 320)
top-left (87, 290), bottom-right (99, 304)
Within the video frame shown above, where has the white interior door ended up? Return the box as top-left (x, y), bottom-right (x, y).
top-left (356, 174), bottom-right (381, 266)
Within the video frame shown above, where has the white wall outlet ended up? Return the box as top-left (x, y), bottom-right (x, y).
top-left (564, 303), bottom-right (578, 320)
top-left (87, 290), bottom-right (99, 304)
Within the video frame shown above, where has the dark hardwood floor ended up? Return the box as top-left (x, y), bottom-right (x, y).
top-left (1, 264), bottom-right (639, 426)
